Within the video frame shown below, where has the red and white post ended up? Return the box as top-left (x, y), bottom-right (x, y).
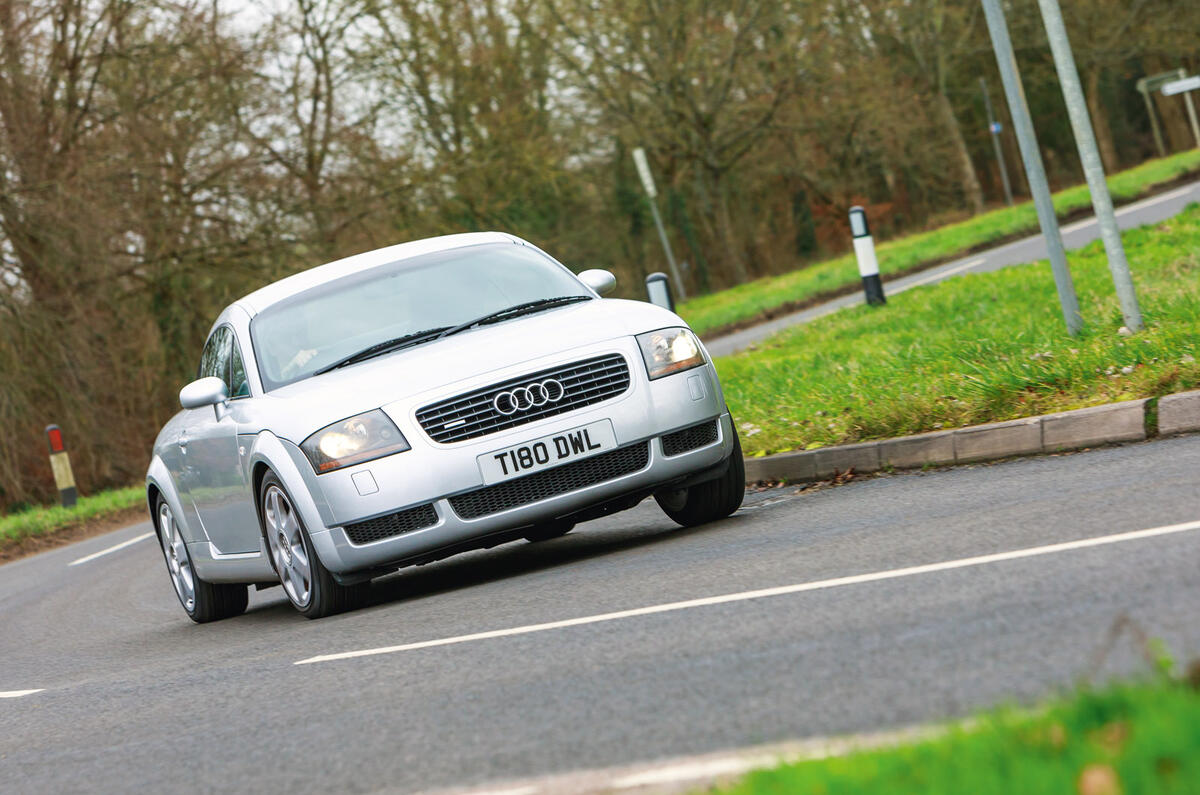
top-left (45, 424), bottom-right (78, 508)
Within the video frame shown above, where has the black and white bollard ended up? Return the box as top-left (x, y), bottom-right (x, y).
top-left (645, 272), bottom-right (676, 311)
top-left (849, 206), bottom-right (886, 306)
top-left (45, 424), bottom-right (78, 508)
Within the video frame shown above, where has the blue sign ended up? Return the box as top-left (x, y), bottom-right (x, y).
top-left (990, 122), bottom-right (1003, 134)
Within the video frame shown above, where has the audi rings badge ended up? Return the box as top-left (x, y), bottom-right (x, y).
top-left (492, 379), bottom-right (566, 415)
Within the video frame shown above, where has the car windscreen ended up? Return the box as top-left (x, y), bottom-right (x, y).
top-left (250, 243), bottom-right (590, 390)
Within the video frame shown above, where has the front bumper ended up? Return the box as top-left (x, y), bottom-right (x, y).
top-left (290, 338), bottom-right (732, 575)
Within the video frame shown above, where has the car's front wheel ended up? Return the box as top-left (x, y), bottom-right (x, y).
top-left (655, 422), bottom-right (745, 527)
top-left (156, 496), bottom-right (248, 623)
top-left (260, 472), bottom-right (367, 619)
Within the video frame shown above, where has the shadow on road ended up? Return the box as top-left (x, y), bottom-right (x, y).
top-left (360, 508), bottom-right (747, 611)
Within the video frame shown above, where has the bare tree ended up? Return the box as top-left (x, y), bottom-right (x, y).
top-left (543, 0), bottom-right (809, 285)
top-left (849, 0), bottom-right (986, 214)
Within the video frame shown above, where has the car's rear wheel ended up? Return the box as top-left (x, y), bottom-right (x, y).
top-left (524, 519), bottom-right (575, 543)
top-left (655, 422), bottom-right (745, 527)
top-left (156, 496), bottom-right (248, 623)
top-left (260, 472), bottom-right (367, 619)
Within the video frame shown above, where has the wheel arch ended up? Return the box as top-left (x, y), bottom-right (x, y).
top-left (144, 456), bottom-right (193, 544)
top-left (243, 431), bottom-right (340, 570)
top-left (146, 483), bottom-right (163, 537)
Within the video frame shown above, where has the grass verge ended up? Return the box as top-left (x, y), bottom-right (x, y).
top-left (717, 673), bottom-right (1200, 795)
top-left (718, 203), bottom-right (1200, 458)
top-left (1, 486), bottom-right (145, 546)
top-left (682, 149), bottom-right (1200, 338)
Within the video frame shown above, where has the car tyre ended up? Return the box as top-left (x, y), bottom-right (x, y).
top-left (524, 519), bottom-right (575, 543)
top-left (260, 472), bottom-right (368, 619)
top-left (655, 421), bottom-right (745, 527)
top-left (155, 495), bottom-right (248, 623)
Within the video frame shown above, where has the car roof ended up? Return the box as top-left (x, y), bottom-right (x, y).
top-left (234, 231), bottom-right (524, 316)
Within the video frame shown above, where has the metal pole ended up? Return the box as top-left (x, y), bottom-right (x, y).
top-left (1036, 0), bottom-right (1143, 332)
top-left (980, 77), bottom-right (1014, 206)
top-left (980, 0), bottom-right (1082, 335)
top-left (646, 200), bottom-right (686, 300)
top-left (632, 147), bottom-right (687, 300)
top-left (1140, 88), bottom-right (1166, 157)
top-left (1182, 91), bottom-right (1200, 149)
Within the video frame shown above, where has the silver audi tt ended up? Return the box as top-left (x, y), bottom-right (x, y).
top-left (146, 232), bottom-right (744, 621)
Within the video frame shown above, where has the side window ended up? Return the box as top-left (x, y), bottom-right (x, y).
top-left (197, 327), bottom-right (232, 394)
top-left (229, 336), bottom-right (251, 399)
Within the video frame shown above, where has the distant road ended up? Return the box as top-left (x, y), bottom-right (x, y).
top-left (3, 435), bottom-right (1199, 793)
top-left (706, 178), bottom-right (1200, 358)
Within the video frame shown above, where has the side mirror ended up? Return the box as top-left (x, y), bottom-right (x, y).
top-left (579, 268), bottom-right (617, 296)
top-left (180, 376), bottom-right (229, 410)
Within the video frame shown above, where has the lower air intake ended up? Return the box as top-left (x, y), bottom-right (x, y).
top-left (661, 419), bottom-right (720, 457)
top-left (344, 503), bottom-right (438, 545)
top-left (449, 442), bottom-right (650, 520)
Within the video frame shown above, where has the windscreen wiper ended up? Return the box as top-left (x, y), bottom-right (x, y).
top-left (314, 326), bottom-right (452, 375)
top-left (437, 295), bottom-right (592, 341)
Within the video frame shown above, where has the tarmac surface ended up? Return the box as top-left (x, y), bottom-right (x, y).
top-left (3, 435), bottom-right (1198, 793)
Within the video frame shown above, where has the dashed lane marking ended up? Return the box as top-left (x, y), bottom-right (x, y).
top-left (0, 689), bottom-right (45, 698)
top-left (896, 257), bottom-right (986, 292)
top-left (68, 532), bottom-right (154, 567)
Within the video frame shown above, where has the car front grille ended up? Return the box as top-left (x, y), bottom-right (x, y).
top-left (661, 419), bottom-right (720, 457)
top-left (416, 354), bottom-right (631, 443)
top-left (448, 442), bottom-right (650, 520)
top-left (343, 503), bottom-right (438, 545)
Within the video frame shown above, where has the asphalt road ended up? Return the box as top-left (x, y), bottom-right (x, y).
top-left (706, 178), bottom-right (1200, 357)
top-left (3, 435), bottom-right (1199, 793)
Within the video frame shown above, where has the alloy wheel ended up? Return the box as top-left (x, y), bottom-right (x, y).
top-left (158, 501), bottom-right (196, 612)
top-left (263, 485), bottom-right (312, 608)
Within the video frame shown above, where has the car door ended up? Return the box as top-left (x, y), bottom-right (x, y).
top-left (180, 326), bottom-right (259, 554)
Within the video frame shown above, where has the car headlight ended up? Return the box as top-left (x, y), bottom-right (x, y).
top-left (300, 410), bottom-right (410, 473)
top-left (636, 327), bottom-right (705, 380)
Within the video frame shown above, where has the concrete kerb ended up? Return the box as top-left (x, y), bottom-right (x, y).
top-left (1042, 399), bottom-right (1147, 450)
top-left (743, 392), bottom-right (1198, 485)
top-left (1159, 390), bottom-right (1200, 436)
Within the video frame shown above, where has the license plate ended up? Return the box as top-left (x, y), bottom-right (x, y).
top-left (478, 420), bottom-right (618, 485)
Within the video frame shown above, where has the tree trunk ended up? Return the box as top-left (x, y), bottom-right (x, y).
top-left (1085, 65), bottom-right (1119, 172)
top-left (934, 90), bottom-right (984, 214)
top-left (711, 170), bottom-right (750, 285)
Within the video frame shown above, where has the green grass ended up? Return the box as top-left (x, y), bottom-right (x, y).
top-left (717, 675), bottom-right (1200, 795)
top-left (681, 150), bottom-right (1200, 337)
top-left (0, 486), bottom-right (146, 544)
top-left (718, 203), bottom-right (1200, 458)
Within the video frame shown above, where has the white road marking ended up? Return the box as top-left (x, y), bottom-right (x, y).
top-left (455, 721), bottom-right (961, 794)
top-left (0, 689), bottom-right (44, 698)
top-left (611, 757), bottom-right (765, 789)
top-left (1060, 216), bottom-right (1099, 235)
top-left (295, 519), bottom-right (1200, 666)
top-left (897, 257), bottom-right (985, 292)
top-left (1115, 183), bottom-right (1197, 215)
top-left (68, 532), bottom-right (154, 567)
top-left (1061, 184), bottom-right (1197, 234)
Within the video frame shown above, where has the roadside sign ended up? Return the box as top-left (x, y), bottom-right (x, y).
top-left (1162, 75), bottom-right (1200, 96)
top-left (990, 121), bottom-right (1003, 134)
top-left (632, 147), bottom-right (657, 199)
